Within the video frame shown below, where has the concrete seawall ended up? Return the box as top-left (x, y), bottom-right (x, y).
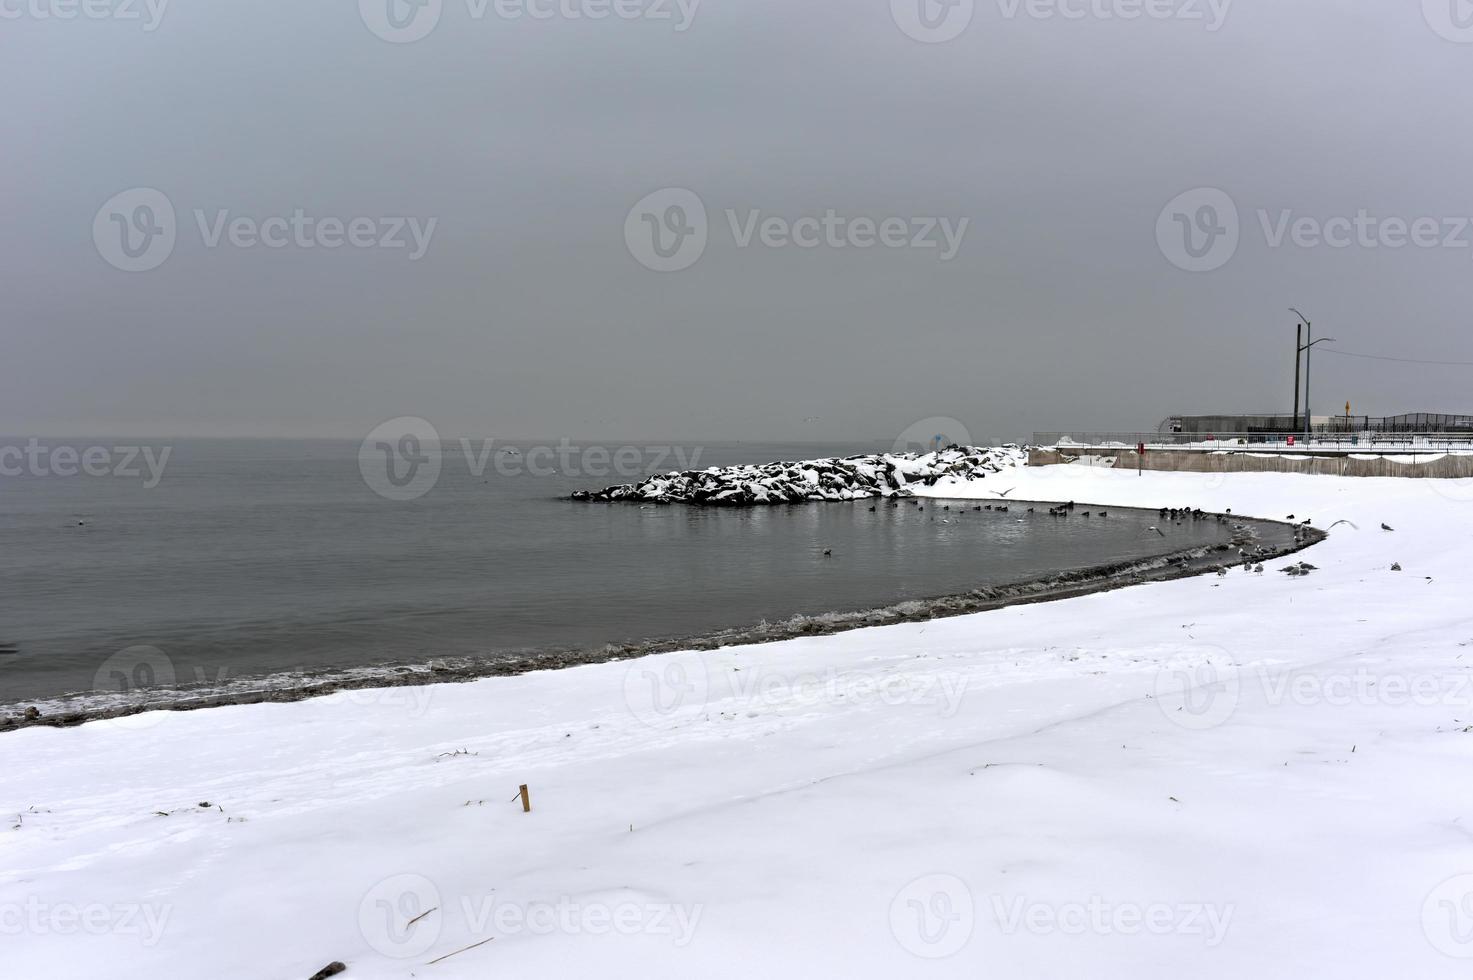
top-left (1030, 447), bottom-right (1473, 479)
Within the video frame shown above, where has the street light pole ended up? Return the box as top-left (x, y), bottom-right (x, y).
top-left (1304, 321), bottom-right (1314, 444)
top-left (1301, 329), bottom-right (1337, 445)
top-left (1292, 322), bottom-right (1302, 432)
top-left (1289, 309), bottom-right (1310, 437)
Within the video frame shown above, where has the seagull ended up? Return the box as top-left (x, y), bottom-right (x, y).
top-left (991, 488), bottom-right (1015, 498)
top-left (1327, 519), bottom-right (1357, 530)
top-left (1148, 526), bottom-right (1165, 537)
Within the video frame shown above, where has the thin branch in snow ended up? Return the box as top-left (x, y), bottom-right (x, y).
top-left (427, 936), bottom-right (494, 965)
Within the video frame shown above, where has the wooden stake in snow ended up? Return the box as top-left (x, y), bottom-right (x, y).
top-left (519, 784), bottom-right (531, 812)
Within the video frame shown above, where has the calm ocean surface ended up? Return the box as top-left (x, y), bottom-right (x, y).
top-left (0, 438), bottom-right (1231, 707)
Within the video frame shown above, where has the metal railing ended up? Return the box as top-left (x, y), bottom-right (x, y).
top-left (1163, 413), bottom-right (1473, 435)
top-left (1032, 431), bottom-right (1473, 451)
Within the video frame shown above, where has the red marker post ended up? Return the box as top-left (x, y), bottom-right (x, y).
top-left (1136, 441), bottom-right (1145, 477)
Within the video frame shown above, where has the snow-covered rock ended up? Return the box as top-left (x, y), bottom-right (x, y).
top-left (571, 445), bottom-right (1028, 505)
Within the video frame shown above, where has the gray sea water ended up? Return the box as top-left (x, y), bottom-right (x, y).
top-left (0, 438), bottom-right (1232, 710)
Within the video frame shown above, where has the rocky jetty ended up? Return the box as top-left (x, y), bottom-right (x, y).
top-left (571, 445), bottom-right (1028, 506)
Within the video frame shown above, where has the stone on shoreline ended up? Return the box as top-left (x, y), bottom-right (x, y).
top-left (571, 445), bottom-right (1028, 506)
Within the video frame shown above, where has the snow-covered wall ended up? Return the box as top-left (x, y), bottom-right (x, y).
top-left (1032, 447), bottom-right (1473, 479)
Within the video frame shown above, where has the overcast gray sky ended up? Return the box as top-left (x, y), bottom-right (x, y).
top-left (5, 0), bottom-right (1473, 443)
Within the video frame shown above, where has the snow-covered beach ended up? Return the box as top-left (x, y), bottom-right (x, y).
top-left (5, 461), bottom-right (1473, 978)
